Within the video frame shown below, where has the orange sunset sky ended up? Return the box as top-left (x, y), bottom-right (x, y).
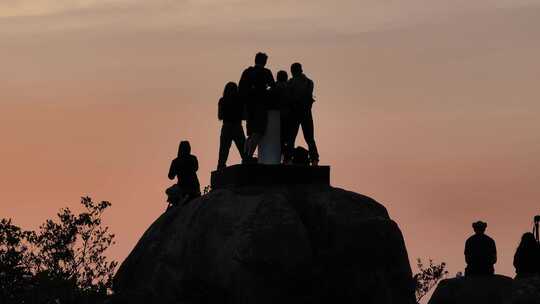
top-left (1, 0), bottom-right (540, 279)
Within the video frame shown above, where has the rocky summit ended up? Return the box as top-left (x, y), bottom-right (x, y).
top-left (112, 176), bottom-right (415, 304)
top-left (428, 274), bottom-right (540, 304)
top-left (428, 275), bottom-right (514, 304)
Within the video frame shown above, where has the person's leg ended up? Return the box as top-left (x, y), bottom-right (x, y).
top-left (280, 115), bottom-right (288, 162)
top-left (232, 123), bottom-right (247, 162)
top-left (245, 133), bottom-right (262, 160)
top-left (244, 115), bottom-right (255, 160)
top-left (245, 111), bottom-right (264, 161)
top-left (281, 113), bottom-right (291, 163)
top-left (284, 113), bottom-right (301, 163)
top-left (218, 124), bottom-right (233, 169)
top-left (300, 109), bottom-right (319, 164)
top-left (245, 136), bottom-right (254, 159)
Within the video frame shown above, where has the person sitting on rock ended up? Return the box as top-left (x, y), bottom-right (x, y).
top-left (513, 232), bottom-right (540, 279)
top-left (464, 221), bottom-right (497, 276)
top-left (166, 140), bottom-right (201, 207)
top-left (217, 82), bottom-right (246, 170)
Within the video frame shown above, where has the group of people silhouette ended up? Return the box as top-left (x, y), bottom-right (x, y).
top-left (464, 221), bottom-right (540, 278)
top-left (218, 52), bottom-right (319, 169)
top-left (166, 52), bottom-right (319, 207)
top-left (162, 54), bottom-right (540, 280)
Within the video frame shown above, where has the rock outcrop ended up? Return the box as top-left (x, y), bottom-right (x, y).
top-left (428, 274), bottom-right (540, 304)
top-left (428, 275), bottom-right (514, 304)
top-left (507, 276), bottom-right (540, 304)
top-left (113, 184), bottom-right (415, 304)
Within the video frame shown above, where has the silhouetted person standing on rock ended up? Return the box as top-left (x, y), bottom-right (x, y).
top-left (239, 52), bottom-right (275, 162)
top-left (166, 141), bottom-right (201, 207)
top-left (287, 62), bottom-right (319, 166)
top-left (464, 221), bottom-right (497, 276)
top-left (273, 70), bottom-right (294, 163)
top-left (217, 82), bottom-right (246, 169)
top-left (513, 232), bottom-right (540, 278)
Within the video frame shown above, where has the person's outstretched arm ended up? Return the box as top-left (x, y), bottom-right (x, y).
top-left (267, 69), bottom-right (275, 89)
top-left (193, 156), bottom-right (199, 172)
top-left (239, 68), bottom-right (251, 91)
top-left (308, 79), bottom-right (315, 103)
top-left (492, 241), bottom-right (498, 264)
top-left (168, 159), bottom-right (176, 180)
top-left (218, 98), bottom-right (224, 121)
top-left (464, 239), bottom-right (472, 264)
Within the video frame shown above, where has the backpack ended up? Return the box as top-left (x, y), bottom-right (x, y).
top-left (292, 146), bottom-right (310, 165)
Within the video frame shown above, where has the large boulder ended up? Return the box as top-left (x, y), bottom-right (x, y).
top-left (113, 185), bottom-right (415, 304)
top-left (428, 275), bottom-right (514, 304)
top-left (428, 275), bottom-right (540, 304)
top-left (507, 276), bottom-right (540, 304)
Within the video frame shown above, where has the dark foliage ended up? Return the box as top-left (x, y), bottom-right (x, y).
top-left (0, 197), bottom-right (117, 304)
top-left (413, 258), bottom-right (448, 303)
top-left (0, 218), bottom-right (34, 303)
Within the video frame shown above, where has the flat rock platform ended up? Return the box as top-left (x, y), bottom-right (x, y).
top-left (211, 164), bottom-right (330, 189)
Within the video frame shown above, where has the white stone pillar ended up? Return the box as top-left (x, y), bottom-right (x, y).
top-left (258, 110), bottom-right (281, 164)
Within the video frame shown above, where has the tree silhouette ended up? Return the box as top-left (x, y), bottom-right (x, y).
top-left (0, 218), bottom-right (34, 302)
top-left (414, 258), bottom-right (448, 304)
top-left (0, 196), bottom-right (117, 304)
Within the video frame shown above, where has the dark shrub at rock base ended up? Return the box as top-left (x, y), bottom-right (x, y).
top-left (113, 185), bottom-right (415, 304)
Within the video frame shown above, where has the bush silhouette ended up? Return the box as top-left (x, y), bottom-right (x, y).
top-left (0, 196), bottom-right (117, 304)
top-left (413, 258), bottom-right (448, 303)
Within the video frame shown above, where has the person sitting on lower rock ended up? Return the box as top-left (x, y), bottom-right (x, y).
top-left (513, 232), bottom-right (540, 279)
top-left (464, 221), bottom-right (497, 276)
top-left (166, 140), bottom-right (201, 207)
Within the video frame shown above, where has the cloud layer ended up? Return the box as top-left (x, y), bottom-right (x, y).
top-left (3, 0), bottom-right (538, 35)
